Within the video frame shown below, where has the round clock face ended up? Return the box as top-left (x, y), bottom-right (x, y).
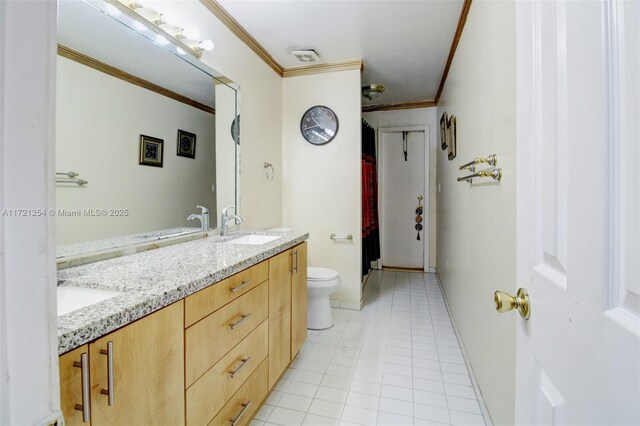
top-left (300, 105), bottom-right (339, 145)
top-left (231, 115), bottom-right (240, 145)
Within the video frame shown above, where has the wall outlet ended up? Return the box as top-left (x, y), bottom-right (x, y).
top-left (446, 261), bottom-right (449, 271)
top-left (438, 182), bottom-right (441, 193)
top-left (211, 184), bottom-right (215, 193)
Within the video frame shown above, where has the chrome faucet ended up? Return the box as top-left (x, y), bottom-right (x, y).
top-left (220, 206), bottom-right (242, 236)
top-left (187, 205), bottom-right (210, 232)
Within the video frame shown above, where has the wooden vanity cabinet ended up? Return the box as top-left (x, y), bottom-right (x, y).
top-left (268, 242), bottom-right (308, 387)
top-left (59, 301), bottom-right (185, 426)
top-left (291, 242), bottom-right (308, 358)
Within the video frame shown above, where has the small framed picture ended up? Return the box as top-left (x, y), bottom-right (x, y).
top-left (447, 115), bottom-right (457, 160)
top-left (139, 134), bottom-right (164, 167)
top-left (440, 112), bottom-right (448, 150)
top-left (177, 129), bottom-right (196, 159)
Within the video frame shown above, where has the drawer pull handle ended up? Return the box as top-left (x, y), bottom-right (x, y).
top-left (73, 352), bottom-right (91, 422)
top-left (99, 341), bottom-right (115, 406)
top-left (230, 279), bottom-right (252, 293)
top-left (229, 356), bottom-right (252, 378)
top-left (229, 400), bottom-right (252, 426)
top-left (229, 313), bottom-right (251, 329)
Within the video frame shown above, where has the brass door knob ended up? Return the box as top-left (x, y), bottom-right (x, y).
top-left (494, 288), bottom-right (530, 320)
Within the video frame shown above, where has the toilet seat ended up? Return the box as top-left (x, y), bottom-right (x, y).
top-left (307, 267), bottom-right (339, 281)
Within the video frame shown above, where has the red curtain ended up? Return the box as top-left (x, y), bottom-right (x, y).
top-left (362, 120), bottom-right (380, 276)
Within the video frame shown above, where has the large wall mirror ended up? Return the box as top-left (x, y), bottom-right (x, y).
top-left (56, 0), bottom-right (239, 260)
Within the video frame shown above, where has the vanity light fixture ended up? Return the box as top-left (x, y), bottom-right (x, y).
top-left (362, 84), bottom-right (385, 101)
top-left (101, 0), bottom-right (214, 58)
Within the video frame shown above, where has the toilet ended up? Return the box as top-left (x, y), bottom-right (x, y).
top-left (307, 267), bottom-right (340, 330)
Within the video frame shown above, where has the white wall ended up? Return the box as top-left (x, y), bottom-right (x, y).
top-left (0, 1), bottom-right (61, 424)
top-left (435, 1), bottom-right (516, 424)
top-left (56, 57), bottom-right (217, 245)
top-left (147, 0), bottom-right (284, 228)
top-left (363, 108), bottom-right (438, 269)
top-left (282, 70), bottom-right (362, 309)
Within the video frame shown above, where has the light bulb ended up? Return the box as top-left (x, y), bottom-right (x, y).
top-left (176, 47), bottom-right (187, 55)
top-left (182, 26), bottom-right (199, 40)
top-left (105, 4), bottom-right (121, 15)
top-left (199, 40), bottom-right (214, 51)
top-left (133, 21), bottom-right (147, 31)
top-left (155, 35), bottom-right (169, 46)
top-left (135, 7), bottom-right (160, 22)
top-left (159, 23), bottom-right (181, 37)
top-left (161, 10), bottom-right (180, 26)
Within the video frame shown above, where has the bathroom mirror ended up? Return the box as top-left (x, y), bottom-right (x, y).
top-left (55, 0), bottom-right (239, 259)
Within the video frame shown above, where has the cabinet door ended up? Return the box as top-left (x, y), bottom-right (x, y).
top-left (59, 345), bottom-right (90, 426)
top-left (291, 242), bottom-right (308, 359)
top-left (268, 250), bottom-right (291, 388)
top-left (89, 301), bottom-right (185, 426)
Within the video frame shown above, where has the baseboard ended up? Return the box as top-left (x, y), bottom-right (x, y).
top-left (329, 299), bottom-right (362, 311)
top-left (428, 266), bottom-right (436, 273)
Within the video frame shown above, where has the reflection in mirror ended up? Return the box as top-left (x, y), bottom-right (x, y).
top-left (55, 0), bottom-right (239, 260)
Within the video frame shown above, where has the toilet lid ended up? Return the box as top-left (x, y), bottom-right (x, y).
top-left (307, 267), bottom-right (339, 281)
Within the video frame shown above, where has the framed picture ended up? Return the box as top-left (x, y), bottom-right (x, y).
top-left (139, 134), bottom-right (164, 167)
top-left (440, 111), bottom-right (448, 150)
top-left (447, 115), bottom-right (457, 160)
top-left (177, 129), bottom-right (196, 159)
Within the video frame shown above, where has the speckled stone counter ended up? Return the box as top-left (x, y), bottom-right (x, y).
top-left (57, 230), bottom-right (309, 354)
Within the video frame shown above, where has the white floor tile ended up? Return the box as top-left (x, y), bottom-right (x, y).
top-left (315, 386), bottom-right (349, 403)
top-left (350, 380), bottom-right (383, 397)
top-left (442, 372), bottom-right (472, 387)
top-left (446, 396), bottom-right (481, 415)
top-left (267, 407), bottom-right (307, 426)
top-left (376, 411), bottom-right (414, 426)
top-left (303, 413), bottom-right (341, 426)
top-left (382, 373), bottom-right (413, 388)
top-left (255, 404), bottom-right (275, 421)
top-left (413, 378), bottom-right (445, 394)
top-left (449, 410), bottom-right (485, 426)
top-left (341, 405), bottom-right (378, 426)
top-left (443, 383), bottom-right (476, 400)
top-left (287, 381), bottom-right (320, 398)
top-left (277, 393), bottom-right (313, 412)
top-left (413, 403), bottom-right (451, 424)
top-left (253, 272), bottom-right (490, 426)
top-left (308, 399), bottom-right (345, 419)
top-left (322, 374), bottom-right (353, 390)
top-left (413, 390), bottom-right (448, 408)
top-left (295, 371), bottom-right (325, 386)
top-left (346, 391), bottom-right (380, 410)
top-left (380, 384), bottom-right (413, 402)
top-left (379, 397), bottom-right (413, 416)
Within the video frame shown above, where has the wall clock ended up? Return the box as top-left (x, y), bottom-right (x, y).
top-left (300, 105), bottom-right (339, 145)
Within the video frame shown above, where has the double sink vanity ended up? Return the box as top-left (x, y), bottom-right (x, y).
top-left (57, 230), bottom-right (309, 426)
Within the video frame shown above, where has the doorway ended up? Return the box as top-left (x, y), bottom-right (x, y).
top-left (378, 126), bottom-right (429, 270)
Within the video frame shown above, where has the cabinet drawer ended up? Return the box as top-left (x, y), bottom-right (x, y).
top-left (187, 321), bottom-right (268, 425)
top-left (207, 358), bottom-right (269, 426)
top-left (185, 261), bottom-right (268, 327)
top-left (186, 282), bottom-right (268, 386)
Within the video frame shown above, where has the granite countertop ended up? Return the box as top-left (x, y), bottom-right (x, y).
top-left (57, 229), bottom-right (309, 354)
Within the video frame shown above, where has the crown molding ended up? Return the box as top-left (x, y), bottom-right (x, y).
top-left (199, 0), bottom-right (284, 77)
top-left (282, 60), bottom-right (363, 78)
top-left (362, 99), bottom-right (436, 113)
top-left (58, 45), bottom-right (216, 115)
top-left (435, 0), bottom-right (473, 104)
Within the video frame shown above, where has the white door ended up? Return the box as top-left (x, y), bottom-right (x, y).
top-left (379, 127), bottom-right (427, 269)
top-left (514, 1), bottom-right (640, 424)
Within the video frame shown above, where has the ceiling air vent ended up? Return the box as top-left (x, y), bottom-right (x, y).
top-left (290, 49), bottom-right (320, 63)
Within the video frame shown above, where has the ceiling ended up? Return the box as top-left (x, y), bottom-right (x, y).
top-left (217, 0), bottom-right (464, 106)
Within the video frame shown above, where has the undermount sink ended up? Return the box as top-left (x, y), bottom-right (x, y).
top-left (57, 286), bottom-right (122, 316)
top-left (228, 234), bottom-right (282, 245)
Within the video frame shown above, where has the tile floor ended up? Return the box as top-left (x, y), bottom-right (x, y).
top-left (251, 271), bottom-right (491, 426)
